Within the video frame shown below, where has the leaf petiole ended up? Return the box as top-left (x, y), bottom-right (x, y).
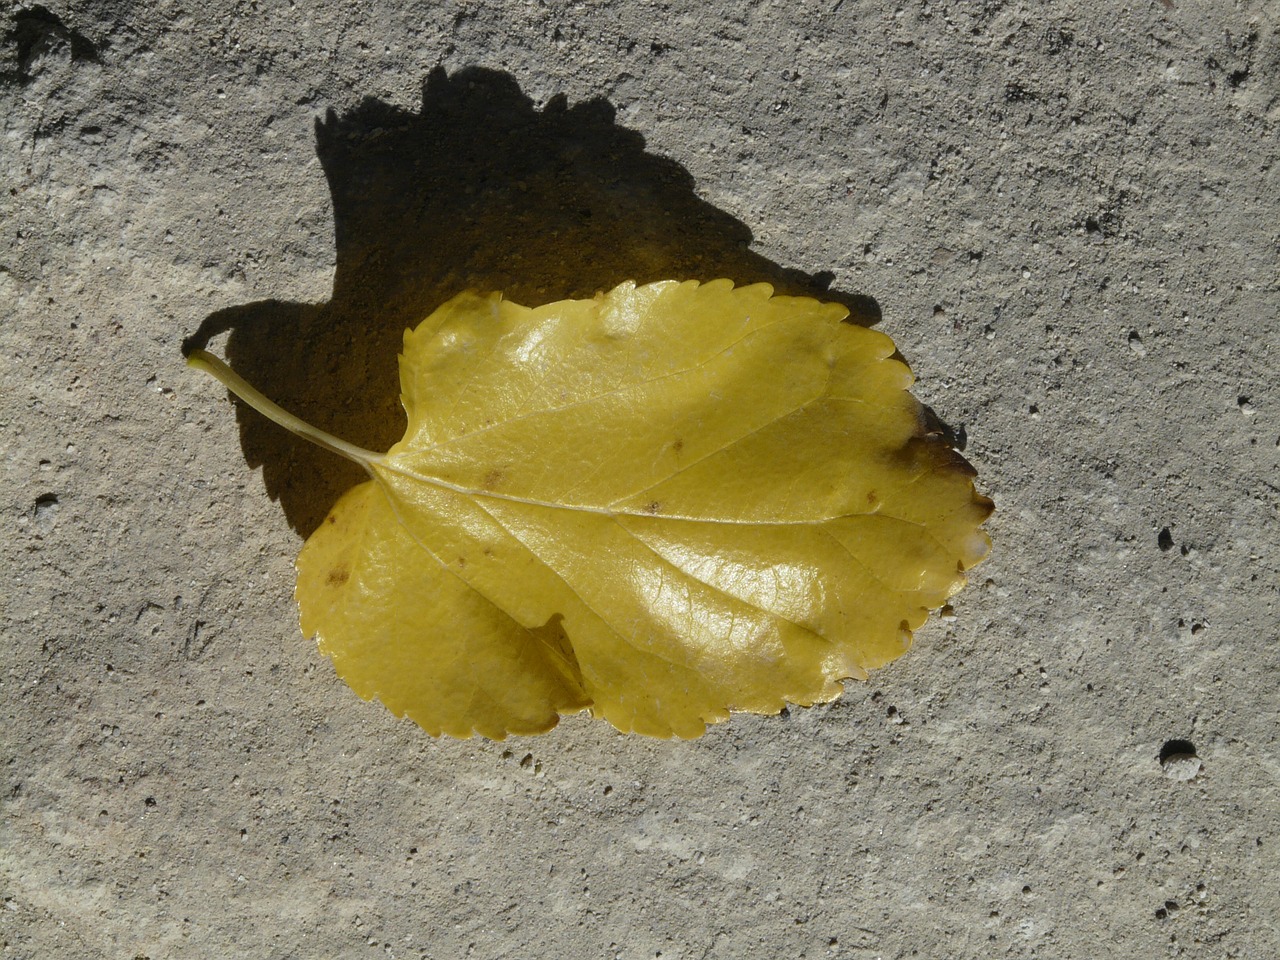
top-left (187, 349), bottom-right (384, 468)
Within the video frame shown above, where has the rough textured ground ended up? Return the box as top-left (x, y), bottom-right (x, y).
top-left (3, 1), bottom-right (1278, 958)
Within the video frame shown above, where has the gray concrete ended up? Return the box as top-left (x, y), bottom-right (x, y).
top-left (4, 2), bottom-right (1277, 957)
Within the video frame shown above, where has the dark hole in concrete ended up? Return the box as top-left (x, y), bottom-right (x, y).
top-left (1159, 739), bottom-right (1196, 764)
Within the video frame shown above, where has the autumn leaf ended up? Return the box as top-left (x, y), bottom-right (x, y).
top-left (189, 279), bottom-right (991, 739)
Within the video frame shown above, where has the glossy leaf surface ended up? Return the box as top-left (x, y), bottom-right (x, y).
top-left (193, 279), bottom-right (991, 738)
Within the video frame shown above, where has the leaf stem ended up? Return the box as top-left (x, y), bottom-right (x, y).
top-left (187, 349), bottom-right (384, 468)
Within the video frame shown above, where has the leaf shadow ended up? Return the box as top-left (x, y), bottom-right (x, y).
top-left (183, 66), bottom-right (883, 536)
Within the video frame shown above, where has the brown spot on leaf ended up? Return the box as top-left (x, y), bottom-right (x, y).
top-left (482, 468), bottom-right (505, 490)
top-left (866, 490), bottom-right (878, 505)
top-left (672, 438), bottom-right (684, 454)
top-left (645, 501), bottom-right (662, 514)
top-left (327, 568), bottom-right (349, 586)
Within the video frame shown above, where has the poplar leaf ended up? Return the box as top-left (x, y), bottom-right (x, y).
top-left (190, 279), bottom-right (991, 739)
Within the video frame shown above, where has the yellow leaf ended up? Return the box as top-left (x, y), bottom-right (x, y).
top-left (190, 279), bottom-right (991, 739)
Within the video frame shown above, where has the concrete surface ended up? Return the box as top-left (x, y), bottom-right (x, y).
top-left (3, 1), bottom-right (1278, 957)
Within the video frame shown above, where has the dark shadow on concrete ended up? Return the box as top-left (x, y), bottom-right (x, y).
top-left (184, 66), bottom-right (883, 535)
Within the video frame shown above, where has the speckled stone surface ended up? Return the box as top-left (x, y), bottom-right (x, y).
top-left (4, 2), bottom-right (1278, 957)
